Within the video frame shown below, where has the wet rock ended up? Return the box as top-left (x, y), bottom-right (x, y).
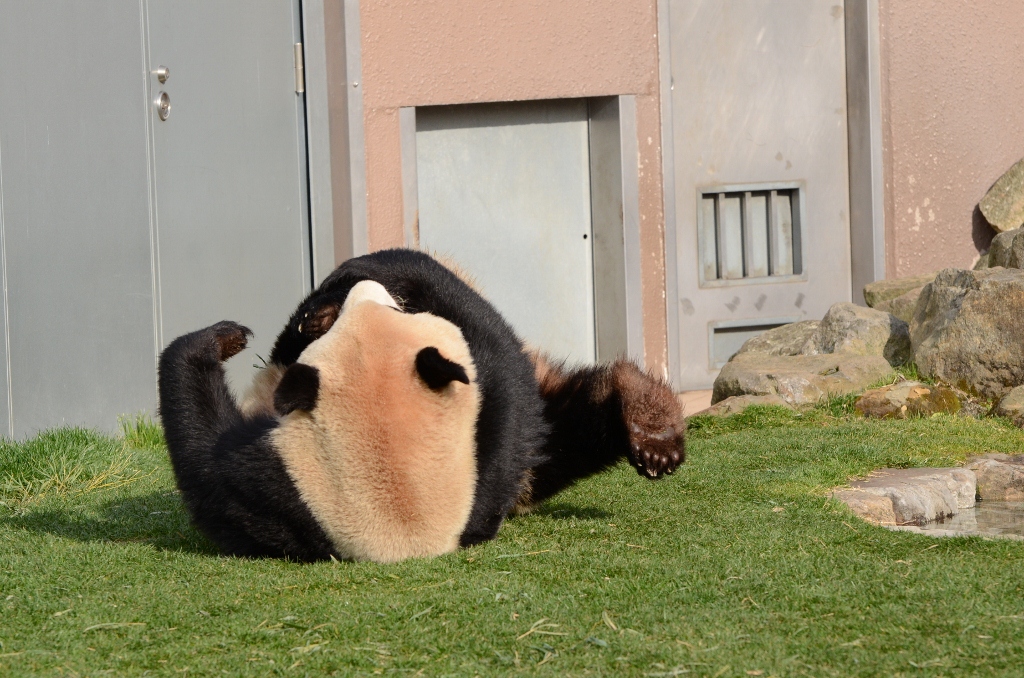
top-left (863, 272), bottom-right (937, 308)
top-left (967, 457), bottom-right (1024, 502)
top-left (987, 228), bottom-right (1024, 268)
top-left (695, 394), bottom-right (794, 417)
top-left (873, 286), bottom-right (923, 325)
top-left (854, 380), bottom-right (961, 419)
top-left (993, 385), bottom-right (1024, 423)
top-left (734, 320), bottom-right (819, 358)
top-left (833, 468), bottom-right (976, 526)
top-left (712, 353), bottom-right (893, 406)
top-left (911, 267), bottom-right (1024, 398)
top-left (810, 302), bottom-right (911, 366)
top-left (980, 157), bottom-right (1024, 232)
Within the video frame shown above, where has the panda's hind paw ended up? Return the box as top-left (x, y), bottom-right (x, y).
top-left (629, 423), bottom-right (684, 478)
top-left (210, 321), bottom-right (252, 362)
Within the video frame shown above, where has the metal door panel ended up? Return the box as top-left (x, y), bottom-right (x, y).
top-left (416, 100), bottom-right (596, 363)
top-left (0, 2), bottom-right (157, 437)
top-left (147, 0), bottom-right (311, 393)
top-left (666, 0), bottom-right (852, 389)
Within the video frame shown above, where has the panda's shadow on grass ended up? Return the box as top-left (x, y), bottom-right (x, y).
top-left (2, 490), bottom-right (218, 556)
top-left (530, 502), bottom-right (613, 521)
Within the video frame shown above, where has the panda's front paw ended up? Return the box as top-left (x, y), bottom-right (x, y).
top-left (210, 321), bottom-right (252, 362)
top-left (629, 422), bottom-right (685, 478)
top-left (611, 361), bottom-right (686, 479)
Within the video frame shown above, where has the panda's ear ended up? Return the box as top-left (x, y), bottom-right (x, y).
top-left (415, 347), bottom-right (470, 390)
top-left (274, 363), bottom-right (321, 415)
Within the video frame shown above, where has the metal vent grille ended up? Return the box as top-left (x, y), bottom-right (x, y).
top-left (698, 186), bottom-right (803, 284)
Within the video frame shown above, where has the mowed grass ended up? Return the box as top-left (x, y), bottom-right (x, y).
top-left (2, 410), bottom-right (1024, 677)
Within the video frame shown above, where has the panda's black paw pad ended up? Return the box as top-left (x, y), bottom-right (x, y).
top-left (210, 321), bottom-right (252, 362)
top-left (629, 423), bottom-right (685, 479)
top-left (297, 302), bottom-right (341, 340)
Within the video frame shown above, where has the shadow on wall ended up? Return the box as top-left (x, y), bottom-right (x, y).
top-left (974, 204), bottom-right (997, 255)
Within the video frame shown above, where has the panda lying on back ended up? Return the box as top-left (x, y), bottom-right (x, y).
top-left (158, 249), bottom-right (684, 562)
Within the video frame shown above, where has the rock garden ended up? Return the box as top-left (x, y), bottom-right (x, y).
top-left (702, 158), bottom-right (1024, 540)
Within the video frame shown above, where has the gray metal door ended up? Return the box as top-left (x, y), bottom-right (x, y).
top-left (0, 2), bottom-right (158, 438)
top-left (146, 0), bottom-right (311, 393)
top-left (416, 100), bottom-right (596, 363)
top-left (664, 0), bottom-right (853, 390)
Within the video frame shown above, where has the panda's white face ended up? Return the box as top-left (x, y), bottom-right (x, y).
top-left (269, 280), bottom-right (481, 563)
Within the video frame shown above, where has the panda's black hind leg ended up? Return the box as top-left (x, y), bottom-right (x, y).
top-left (522, 353), bottom-right (686, 508)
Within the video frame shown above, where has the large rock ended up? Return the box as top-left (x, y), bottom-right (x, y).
top-left (967, 456), bottom-right (1024, 501)
top-left (872, 286), bottom-right (923, 325)
top-left (980, 157), bottom-right (1024, 232)
top-left (854, 380), bottom-right (961, 419)
top-left (911, 267), bottom-right (1024, 398)
top-left (712, 353), bottom-right (893, 405)
top-left (987, 228), bottom-right (1024, 268)
top-left (863, 272), bottom-right (937, 308)
top-left (833, 468), bottom-right (976, 526)
top-left (734, 320), bottom-right (819, 358)
top-left (810, 302), bottom-right (911, 366)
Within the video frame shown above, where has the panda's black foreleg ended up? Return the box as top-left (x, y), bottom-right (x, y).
top-left (524, 354), bottom-right (686, 507)
top-left (158, 322), bottom-right (334, 562)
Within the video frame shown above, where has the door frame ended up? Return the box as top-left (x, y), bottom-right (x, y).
top-left (658, 0), bottom-right (887, 391)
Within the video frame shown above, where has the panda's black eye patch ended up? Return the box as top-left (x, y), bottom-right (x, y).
top-left (274, 363), bottom-right (321, 415)
top-left (415, 347), bottom-right (470, 390)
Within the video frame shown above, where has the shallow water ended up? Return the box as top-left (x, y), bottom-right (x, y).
top-left (913, 501), bottom-right (1024, 540)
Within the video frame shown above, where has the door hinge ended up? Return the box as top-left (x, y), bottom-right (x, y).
top-left (294, 43), bottom-right (305, 94)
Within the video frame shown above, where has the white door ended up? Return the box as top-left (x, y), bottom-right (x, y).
top-left (665, 0), bottom-right (853, 390)
top-left (416, 100), bottom-right (596, 363)
top-left (146, 0), bottom-right (312, 392)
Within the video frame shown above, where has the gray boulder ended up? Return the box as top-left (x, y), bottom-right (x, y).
top-left (863, 272), bottom-right (937, 308)
top-left (809, 302), bottom-right (911, 366)
top-left (980, 157), bottom-right (1024, 232)
top-left (734, 320), bottom-right (819, 358)
top-left (911, 267), bottom-right (1024, 398)
top-left (987, 228), bottom-right (1024, 268)
top-left (712, 353), bottom-right (893, 406)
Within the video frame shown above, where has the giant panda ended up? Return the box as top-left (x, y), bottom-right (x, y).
top-left (158, 281), bottom-right (484, 562)
top-left (258, 248), bottom-right (686, 546)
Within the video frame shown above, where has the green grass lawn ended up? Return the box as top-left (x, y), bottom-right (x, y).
top-left (2, 408), bottom-right (1024, 677)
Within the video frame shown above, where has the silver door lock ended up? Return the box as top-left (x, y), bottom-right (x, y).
top-left (156, 91), bottom-right (171, 121)
top-left (155, 66), bottom-right (170, 83)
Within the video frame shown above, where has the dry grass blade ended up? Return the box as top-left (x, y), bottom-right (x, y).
top-left (517, 618), bottom-right (568, 641)
top-left (83, 622), bottom-right (146, 632)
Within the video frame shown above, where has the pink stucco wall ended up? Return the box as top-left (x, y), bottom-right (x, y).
top-left (879, 0), bottom-right (1024, 277)
top-left (358, 0), bottom-right (669, 371)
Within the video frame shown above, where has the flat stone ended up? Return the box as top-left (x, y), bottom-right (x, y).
top-left (967, 457), bottom-right (1024, 502)
top-left (872, 286), bottom-right (924, 325)
top-left (993, 385), bottom-right (1024, 422)
top-left (980, 157), bottom-right (1024, 232)
top-left (695, 394), bottom-right (794, 417)
top-left (987, 228), bottom-right (1024, 268)
top-left (863, 272), bottom-right (937, 308)
top-left (809, 302), bottom-right (911, 366)
top-left (854, 380), bottom-right (961, 419)
top-left (712, 353), bottom-right (894, 406)
top-left (911, 267), bottom-right (1024, 398)
top-left (834, 468), bottom-right (976, 526)
top-left (734, 320), bottom-right (819, 358)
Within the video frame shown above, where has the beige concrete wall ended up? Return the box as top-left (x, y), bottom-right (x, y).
top-left (879, 0), bottom-right (1024, 277)
top-left (357, 0), bottom-right (668, 371)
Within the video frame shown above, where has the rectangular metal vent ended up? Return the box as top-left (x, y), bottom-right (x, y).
top-left (699, 186), bottom-right (803, 284)
top-left (710, 322), bottom-right (789, 368)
